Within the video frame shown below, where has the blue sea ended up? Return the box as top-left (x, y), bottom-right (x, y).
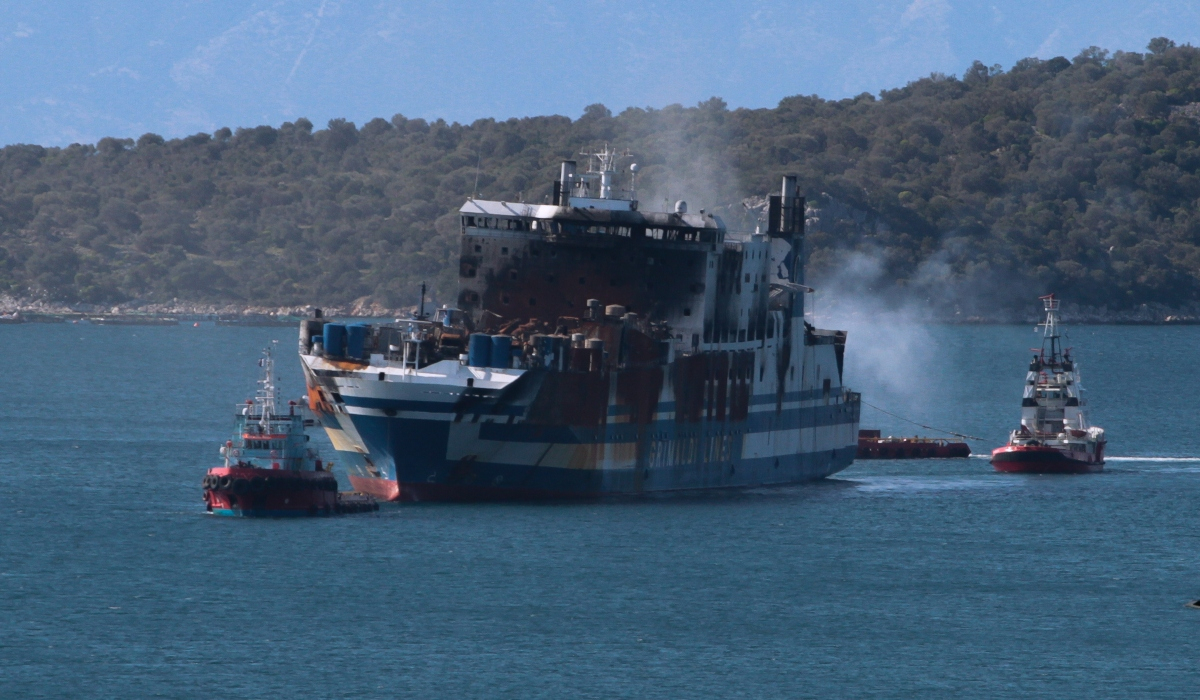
top-left (1, 321), bottom-right (1198, 698)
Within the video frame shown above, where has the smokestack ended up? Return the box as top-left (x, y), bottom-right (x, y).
top-left (559, 160), bottom-right (576, 204)
top-left (781, 175), bottom-right (797, 200)
top-left (780, 175), bottom-right (802, 235)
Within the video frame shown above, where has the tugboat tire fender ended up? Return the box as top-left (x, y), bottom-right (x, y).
top-left (232, 478), bottom-right (250, 494)
top-left (218, 475), bottom-right (232, 490)
top-left (250, 477), bottom-right (266, 492)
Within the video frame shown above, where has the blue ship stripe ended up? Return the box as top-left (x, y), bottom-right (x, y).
top-left (377, 446), bottom-right (858, 495)
top-left (340, 394), bottom-right (524, 416)
top-left (479, 403), bottom-right (856, 444)
top-left (340, 388), bottom-right (841, 418)
top-left (341, 402), bottom-right (857, 449)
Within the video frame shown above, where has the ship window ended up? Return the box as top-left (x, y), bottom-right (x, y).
top-left (745, 273), bottom-right (750, 283)
top-left (759, 365), bottom-right (764, 382)
top-left (501, 247), bottom-right (508, 254)
top-left (684, 308), bottom-right (691, 316)
top-left (474, 244), bottom-right (481, 252)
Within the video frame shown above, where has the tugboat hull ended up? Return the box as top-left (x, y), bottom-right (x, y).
top-left (203, 466), bottom-right (339, 517)
top-left (990, 446), bottom-right (1103, 474)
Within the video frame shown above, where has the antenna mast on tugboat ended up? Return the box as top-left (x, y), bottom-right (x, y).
top-left (417, 281), bottom-right (429, 320)
top-left (255, 341), bottom-right (279, 428)
top-left (1037, 293), bottom-right (1062, 364)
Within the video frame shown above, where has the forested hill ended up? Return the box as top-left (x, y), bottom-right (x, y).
top-left (2, 38), bottom-right (1200, 313)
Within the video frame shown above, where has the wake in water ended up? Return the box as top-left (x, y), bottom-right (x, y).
top-left (1104, 456), bottom-right (1200, 462)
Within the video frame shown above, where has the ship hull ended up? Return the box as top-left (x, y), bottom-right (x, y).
top-left (203, 466), bottom-right (339, 516)
top-left (857, 440), bottom-right (970, 459)
top-left (322, 375), bottom-right (861, 502)
top-left (347, 444), bottom-right (858, 502)
top-left (990, 445), bottom-right (1104, 474)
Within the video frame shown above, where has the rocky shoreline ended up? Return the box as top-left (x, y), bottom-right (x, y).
top-left (0, 296), bottom-right (414, 323)
top-left (2, 295), bottom-right (1199, 326)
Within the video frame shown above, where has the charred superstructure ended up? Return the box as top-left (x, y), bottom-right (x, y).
top-left (299, 149), bottom-right (861, 500)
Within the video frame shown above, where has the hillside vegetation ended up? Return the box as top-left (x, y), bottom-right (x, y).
top-left (2, 38), bottom-right (1199, 312)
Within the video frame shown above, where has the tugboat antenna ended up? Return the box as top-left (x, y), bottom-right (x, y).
top-left (256, 342), bottom-right (279, 428)
top-left (1038, 294), bottom-right (1061, 363)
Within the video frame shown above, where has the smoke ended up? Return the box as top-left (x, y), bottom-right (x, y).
top-left (621, 105), bottom-right (743, 219)
top-left (810, 249), bottom-right (941, 421)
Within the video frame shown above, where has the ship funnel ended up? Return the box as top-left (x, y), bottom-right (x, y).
top-left (768, 174), bottom-right (804, 237)
top-left (558, 160), bottom-right (576, 204)
top-left (781, 174), bottom-right (798, 200)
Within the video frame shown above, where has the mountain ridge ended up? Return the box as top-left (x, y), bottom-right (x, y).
top-left (2, 38), bottom-right (1198, 315)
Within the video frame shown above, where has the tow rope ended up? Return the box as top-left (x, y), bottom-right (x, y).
top-left (861, 400), bottom-right (984, 442)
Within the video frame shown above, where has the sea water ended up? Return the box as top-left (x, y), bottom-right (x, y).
top-left (0, 322), bottom-right (1198, 698)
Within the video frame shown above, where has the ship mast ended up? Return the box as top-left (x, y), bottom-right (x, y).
top-left (1038, 294), bottom-right (1062, 365)
top-left (255, 342), bottom-right (280, 428)
top-left (578, 144), bottom-right (631, 200)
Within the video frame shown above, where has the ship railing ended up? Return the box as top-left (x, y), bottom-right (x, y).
top-left (375, 322), bottom-right (441, 367)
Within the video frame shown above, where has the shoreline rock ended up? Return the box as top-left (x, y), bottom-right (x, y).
top-left (3, 294), bottom-right (1199, 325)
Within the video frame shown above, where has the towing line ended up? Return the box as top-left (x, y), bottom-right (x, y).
top-left (862, 400), bottom-right (984, 442)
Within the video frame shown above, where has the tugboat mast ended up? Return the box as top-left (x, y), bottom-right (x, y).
top-left (1038, 294), bottom-right (1063, 364)
top-left (253, 342), bottom-right (280, 426)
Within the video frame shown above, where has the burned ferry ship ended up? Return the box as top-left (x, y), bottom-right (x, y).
top-left (299, 150), bottom-right (861, 500)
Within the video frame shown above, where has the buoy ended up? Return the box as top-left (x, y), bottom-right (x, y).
top-left (193, 322), bottom-right (200, 327)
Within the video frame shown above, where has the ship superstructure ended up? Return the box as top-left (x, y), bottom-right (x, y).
top-left (298, 153), bottom-right (861, 500)
top-left (991, 294), bottom-right (1106, 473)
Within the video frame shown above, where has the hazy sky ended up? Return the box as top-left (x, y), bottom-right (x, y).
top-left (2, 1), bottom-right (1198, 147)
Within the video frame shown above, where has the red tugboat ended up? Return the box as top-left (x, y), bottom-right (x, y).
top-left (992, 295), bottom-right (1106, 473)
top-left (203, 345), bottom-right (374, 516)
